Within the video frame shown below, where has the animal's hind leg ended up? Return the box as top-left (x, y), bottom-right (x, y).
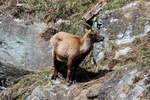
top-left (51, 61), bottom-right (58, 80)
top-left (51, 51), bottom-right (59, 80)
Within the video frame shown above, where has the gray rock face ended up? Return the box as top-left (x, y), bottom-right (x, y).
top-left (98, 66), bottom-right (150, 100)
top-left (0, 15), bottom-right (53, 87)
top-left (26, 80), bottom-right (104, 100)
top-left (26, 66), bottom-right (150, 100)
top-left (0, 61), bottom-right (30, 87)
top-left (0, 15), bottom-right (52, 71)
top-left (93, 1), bottom-right (150, 62)
top-left (26, 85), bottom-right (72, 100)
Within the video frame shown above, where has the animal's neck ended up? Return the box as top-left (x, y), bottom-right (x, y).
top-left (80, 36), bottom-right (92, 54)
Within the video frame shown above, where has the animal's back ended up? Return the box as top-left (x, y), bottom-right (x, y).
top-left (50, 32), bottom-right (81, 46)
top-left (50, 32), bottom-right (82, 61)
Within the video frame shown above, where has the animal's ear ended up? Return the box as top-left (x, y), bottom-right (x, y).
top-left (91, 29), bottom-right (96, 33)
top-left (85, 28), bottom-right (89, 33)
top-left (84, 29), bottom-right (96, 35)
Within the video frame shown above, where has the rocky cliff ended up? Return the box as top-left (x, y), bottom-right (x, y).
top-left (0, 0), bottom-right (150, 100)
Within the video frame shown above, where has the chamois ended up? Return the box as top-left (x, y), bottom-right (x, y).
top-left (50, 29), bottom-right (104, 84)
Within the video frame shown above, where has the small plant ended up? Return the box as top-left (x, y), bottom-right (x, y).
top-left (108, 59), bottom-right (120, 68)
top-left (108, 40), bottom-right (117, 50)
top-left (140, 46), bottom-right (149, 52)
top-left (133, 38), bottom-right (141, 44)
top-left (124, 57), bottom-right (136, 64)
top-left (141, 61), bottom-right (150, 67)
top-left (147, 86), bottom-right (150, 91)
top-left (110, 59), bottom-right (119, 65)
top-left (128, 84), bottom-right (134, 89)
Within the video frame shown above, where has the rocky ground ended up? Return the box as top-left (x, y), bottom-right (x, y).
top-left (0, 0), bottom-right (150, 100)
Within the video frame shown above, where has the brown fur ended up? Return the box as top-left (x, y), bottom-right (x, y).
top-left (50, 29), bottom-right (104, 84)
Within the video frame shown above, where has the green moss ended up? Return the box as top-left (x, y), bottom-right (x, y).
top-left (110, 59), bottom-right (119, 65)
top-left (108, 40), bottom-right (117, 50)
top-left (116, 57), bottom-right (136, 67)
top-left (140, 46), bottom-right (149, 52)
top-left (147, 86), bottom-right (150, 91)
top-left (0, 0), bottom-right (5, 5)
top-left (128, 84), bottom-right (134, 89)
top-left (133, 38), bottom-right (141, 44)
top-left (0, 0), bottom-right (98, 34)
top-left (0, 71), bottom-right (52, 100)
top-left (138, 40), bottom-right (150, 66)
top-left (102, 34), bottom-right (150, 69)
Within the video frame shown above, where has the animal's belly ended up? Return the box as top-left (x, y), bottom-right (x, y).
top-left (56, 54), bottom-right (67, 62)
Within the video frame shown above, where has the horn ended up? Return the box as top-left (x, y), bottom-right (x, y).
top-left (82, 21), bottom-right (92, 30)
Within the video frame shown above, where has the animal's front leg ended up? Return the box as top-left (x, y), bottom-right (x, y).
top-left (72, 65), bottom-right (77, 83)
top-left (66, 57), bottom-right (73, 83)
top-left (51, 65), bottom-right (58, 80)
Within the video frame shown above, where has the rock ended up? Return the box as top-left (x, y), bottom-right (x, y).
top-left (0, 15), bottom-right (55, 87)
top-left (98, 65), bottom-right (150, 100)
top-left (0, 86), bottom-right (6, 90)
top-left (0, 15), bottom-right (53, 71)
top-left (114, 47), bottom-right (131, 59)
top-left (0, 61), bottom-right (30, 87)
top-left (25, 69), bottom-right (112, 100)
top-left (26, 82), bottom-right (104, 100)
top-left (26, 84), bottom-right (74, 100)
top-left (93, 1), bottom-right (150, 62)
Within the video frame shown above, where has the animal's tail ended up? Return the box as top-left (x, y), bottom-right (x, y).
top-left (50, 32), bottom-right (65, 53)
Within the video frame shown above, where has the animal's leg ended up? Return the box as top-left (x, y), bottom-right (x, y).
top-left (66, 57), bottom-right (73, 83)
top-left (51, 64), bottom-right (58, 80)
top-left (51, 51), bottom-right (58, 80)
top-left (72, 64), bottom-right (77, 83)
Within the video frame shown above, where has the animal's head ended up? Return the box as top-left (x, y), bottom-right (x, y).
top-left (85, 29), bottom-right (104, 42)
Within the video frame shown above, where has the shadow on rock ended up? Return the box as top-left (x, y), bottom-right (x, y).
top-left (76, 67), bottom-right (112, 82)
top-left (54, 61), bottom-right (112, 83)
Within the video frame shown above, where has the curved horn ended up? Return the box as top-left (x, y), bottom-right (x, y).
top-left (82, 22), bottom-right (92, 30)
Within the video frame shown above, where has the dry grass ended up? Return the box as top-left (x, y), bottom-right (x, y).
top-left (0, 0), bottom-right (136, 34)
top-left (102, 0), bottom-right (135, 11)
top-left (100, 33), bottom-right (150, 69)
top-left (0, 0), bottom-right (97, 34)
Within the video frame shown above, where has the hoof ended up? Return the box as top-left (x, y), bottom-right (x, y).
top-left (66, 81), bottom-right (72, 86)
top-left (66, 80), bottom-right (76, 86)
top-left (51, 75), bottom-right (57, 80)
top-left (72, 80), bottom-right (77, 84)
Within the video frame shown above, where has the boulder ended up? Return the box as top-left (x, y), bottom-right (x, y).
top-left (0, 15), bottom-right (52, 71)
top-left (98, 65), bottom-right (150, 100)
